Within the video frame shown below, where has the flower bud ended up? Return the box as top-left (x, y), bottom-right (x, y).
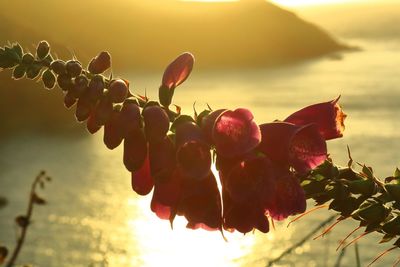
top-left (26, 64), bottom-right (42, 79)
top-left (88, 51), bottom-right (111, 74)
top-left (65, 60), bottom-right (82, 77)
top-left (123, 129), bottom-right (147, 172)
top-left (143, 105), bottom-right (170, 144)
top-left (71, 75), bottom-right (88, 98)
top-left (50, 60), bottom-right (66, 75)
top-left (75, 94), bottom-right (92, 122)
top-left (42, 69), bottom-right (56, 89)
top-left (36, 40), bottom-right (50, 60)
top-left (103, 108), bottom-right (124, 150)
top-left (87, 112), bottom-right (102, 134)
top-left (88, 75), bottom-right (104, 101)
top-left (63, 91), bottom-right (76, 109)
top-left (57, 73), bottom-right (73, 91)
top-left (12, 65), bottom-right (26, 80)
top-left (382, 216), bottom-right (400, 235)
top-left (93, 96), bottom-right (113, 126)
top-left (22, 53), bottom-right (35, 65)
top-left (119, 100), bottom-right (141, 136)
top-left (108, 79), bottom-right (128, 103)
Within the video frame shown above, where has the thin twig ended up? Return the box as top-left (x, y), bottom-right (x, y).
top-left (266, 215), bottom-right (336, 267)
top-left (334, 247), bottom-right (346, 267)
top-left (6, 172), bottom-right (45, 267)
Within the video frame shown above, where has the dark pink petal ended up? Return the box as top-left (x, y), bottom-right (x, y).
top-left (143, 106), bottom-right (170, 144)
top-left (267, 169), bottom-right (306, 221)
top-left (175, 122), bottom-right (211, 180)
top-left (222, 189), bottom-right (269, 234)
top-left (258, 122), bottom-right (327, 173)
top-left (178, 172), bottom-right (222, 231)
top-left (151, 169), bottom-right (183, 220)
top-left (213, 108), bottom-right (261, 158)
top-left (201, 109), bottom-right (227, 144)
top-left (149, 136), bottom-right (176, 181)
top-left (162, 52), bottom-right (195, 89)
top-left (176, 141), bottom-right (211, 180)
top-left (131, 155), bottom-right (154, 196)
top-left (289, 124), bottom-right (328, 173)
top-left (123, 129), bottom-right (147, 172)
top-left (284, 96), bottom-right (346, 140)
top-left (224, 156), bottom-right (275, 205)
top-left (103, 109), bottom-right (123, 150)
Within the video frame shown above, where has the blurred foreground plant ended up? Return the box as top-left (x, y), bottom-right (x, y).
top-left (0, 41), bottom-right (398, 265)
top-left (0, 171), bottom-right (51, 267)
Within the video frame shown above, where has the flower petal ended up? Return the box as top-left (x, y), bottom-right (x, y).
top-left (213, 108), bottom-right (261, 157)
top-left (151, 169), bottom-right (183, 220)
top-left (149, 136), bottom-right (176, 181)
top-left (267, 169), bottom-right (306, 221)
top-left (259, 122), bottom-right (327, 173)
top-left (131, 155), bottom-right (154, 196)
top-left (284, 96), bottom-right (346, 140)
top-left (178, 172), bottom-right (222, 230)
top-left (175, 122), bottom-right (211, 180)
top-left (162, 52), bottom-right (195, 89)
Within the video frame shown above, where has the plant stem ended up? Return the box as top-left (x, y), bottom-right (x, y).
top-left (5, 172), bottom-right (43, 267)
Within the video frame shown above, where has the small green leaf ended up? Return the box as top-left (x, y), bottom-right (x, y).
top-left (394, 168), bottom-right (400, 179)
top-left (12, 42), bottom-right (23, 58)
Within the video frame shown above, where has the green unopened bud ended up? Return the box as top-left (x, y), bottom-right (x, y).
top-left (12, 65), bottom-right (26, 80)
top-left (348, 179), bottom-right (376, 196)
top-left (22, 53), bottom-right (35, 65)
top-left (66, 60), bottom-right (82, 77)
top-left (385, 182), bottom-right (400, 202)
top-left (57, 73), bottom-right (73, 91)
top-left (353, 200), bottom-right (388, 223)
top-left (50, 60), bottom-right (66, 75)
top-left (26, 64), bottom-right (42, 79)
top-left (36, 40), bottom-right (50, 60)
top-left (42, 69), bottom-right (56, 89)
top-left (382, 216), bottom-right (400, 235)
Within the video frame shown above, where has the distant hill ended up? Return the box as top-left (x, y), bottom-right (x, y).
top-left (0, 0), bottom-right (349, 70)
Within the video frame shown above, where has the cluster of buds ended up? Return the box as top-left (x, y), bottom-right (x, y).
top-left (303, 156), bottom-right (400, 265)
top-left (1, 41), bottom-right (346, 234)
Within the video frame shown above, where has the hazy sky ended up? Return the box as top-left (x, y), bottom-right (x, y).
top-left (184, 0), bottom-right (399, 7)
top-left (270, 0), bottom-right (398, 7)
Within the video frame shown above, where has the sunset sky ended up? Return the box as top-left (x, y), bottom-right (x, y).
top-left (183, 0), bottom-right (398, 7)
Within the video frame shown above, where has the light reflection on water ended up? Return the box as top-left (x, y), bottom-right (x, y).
top-left (0, 39), bottom-right (400, 266)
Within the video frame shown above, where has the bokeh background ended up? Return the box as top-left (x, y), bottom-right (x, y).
top-left (1, 0), bottom-right (400, 266)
